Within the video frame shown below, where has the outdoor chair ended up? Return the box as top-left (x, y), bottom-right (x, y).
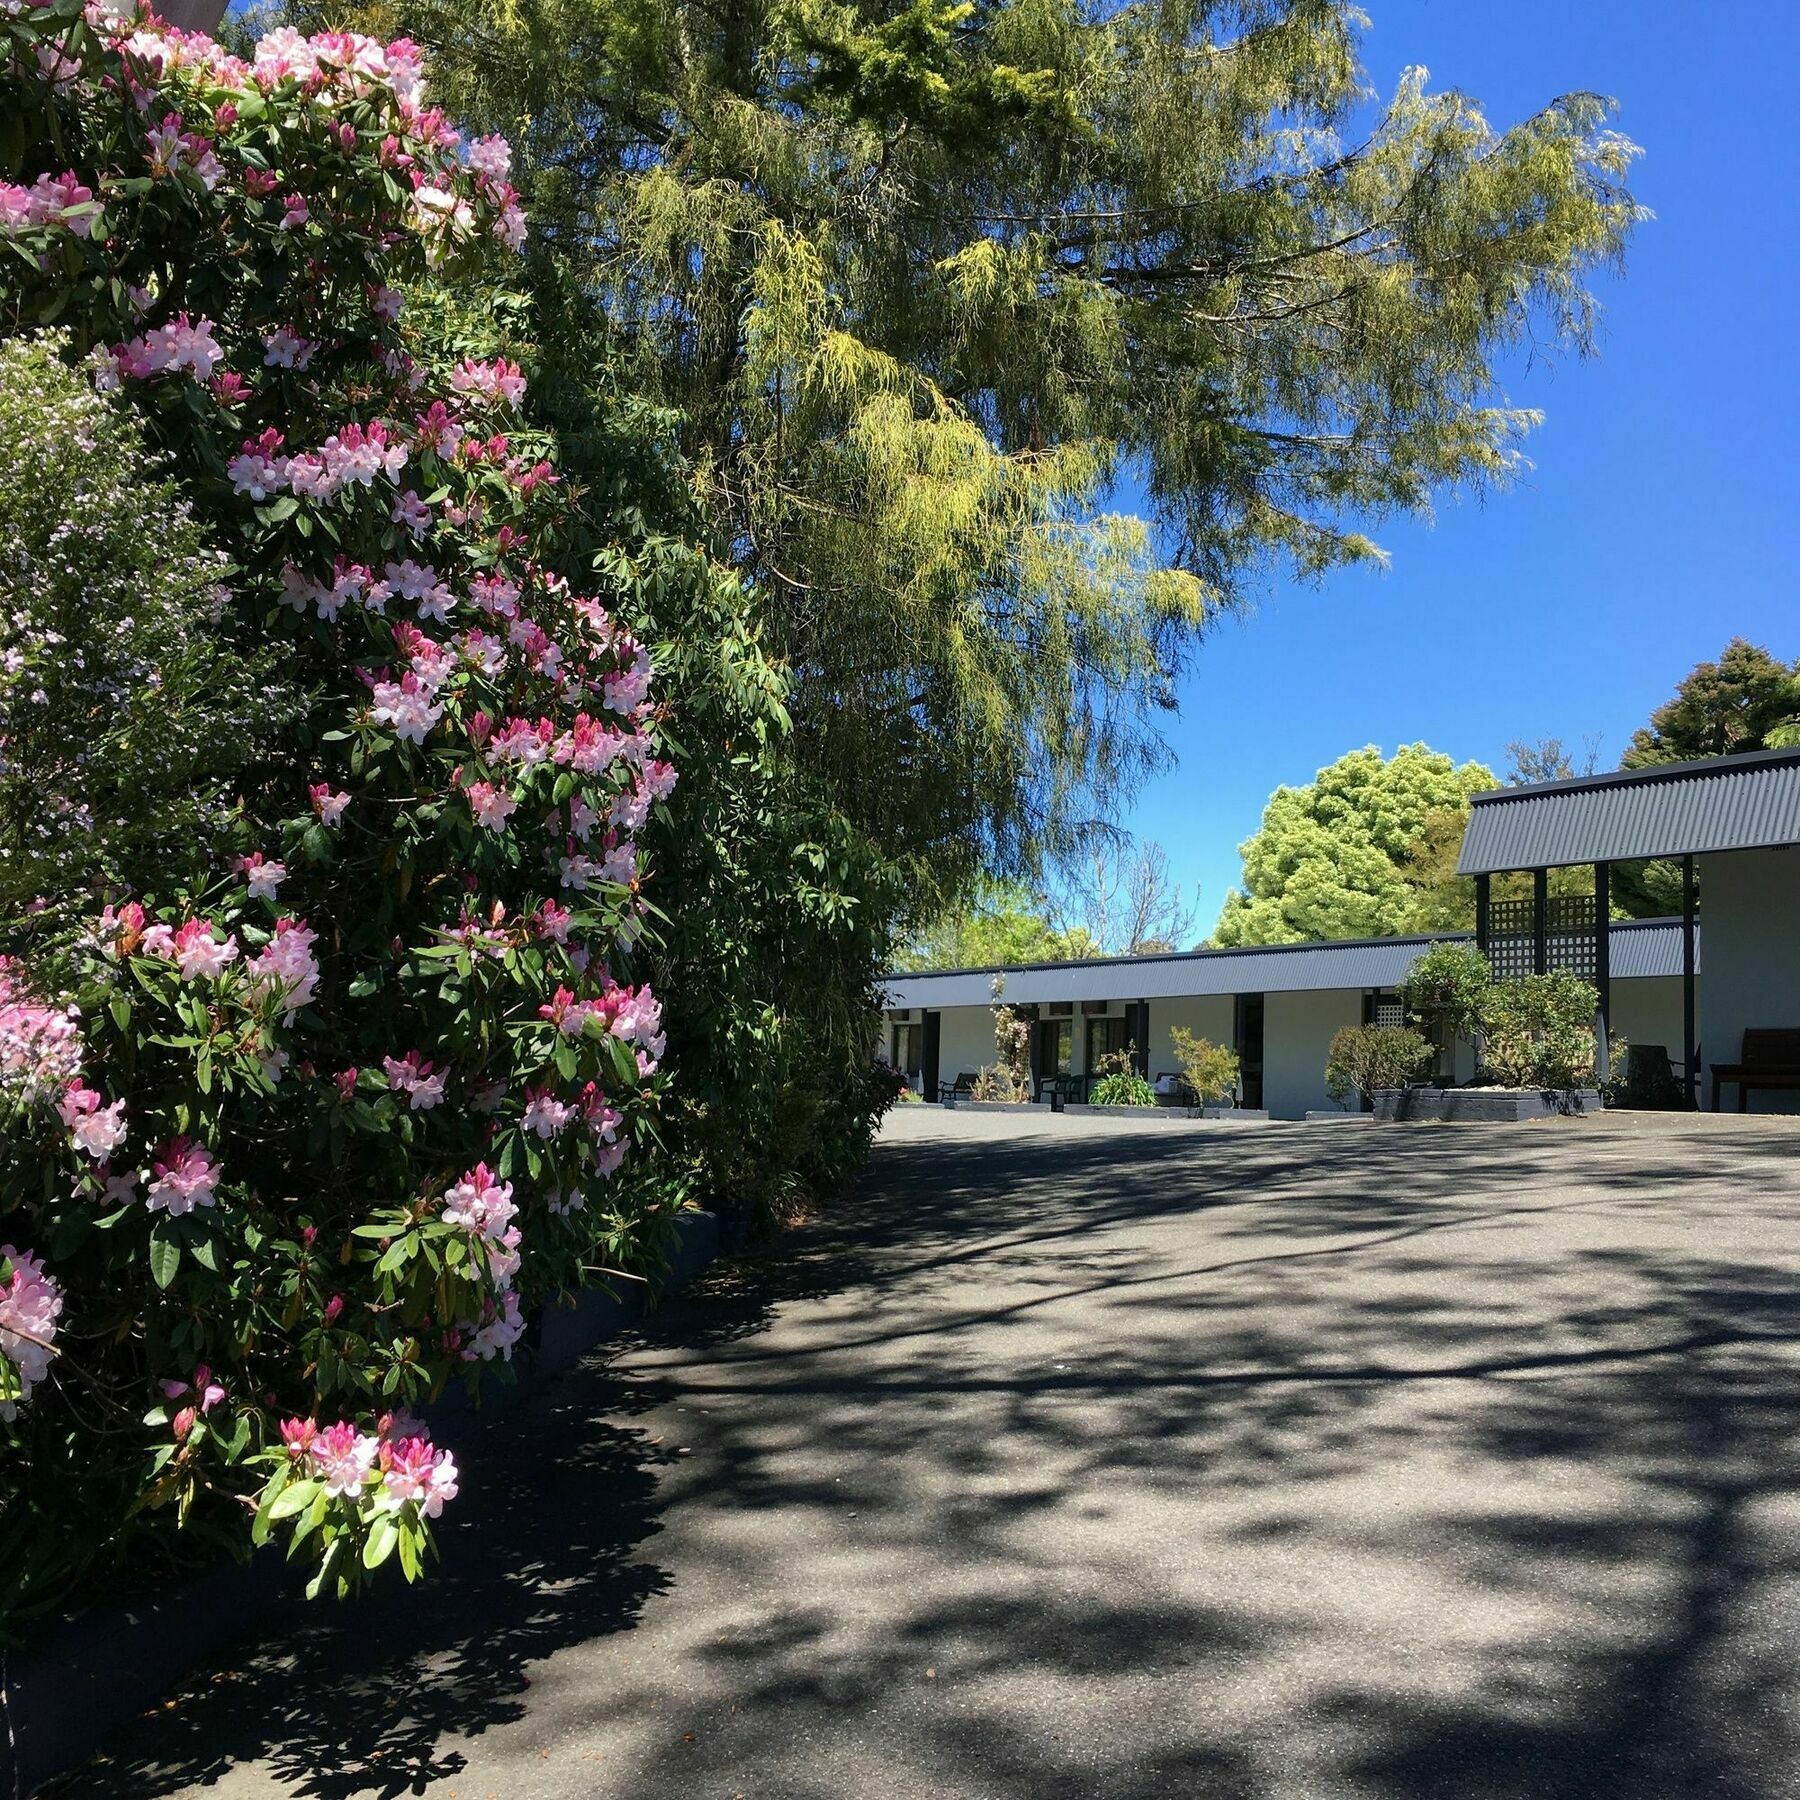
top-left (937, 1070), bottom-right (979, 1103)
top-left (1710, 1029), bottom-right (1800, 1112)
top-left (1035, 1073), bottom-right (1080, 1105)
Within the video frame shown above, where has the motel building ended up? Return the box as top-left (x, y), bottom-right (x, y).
top-left (882, 749), bottom-right (1800, 1120)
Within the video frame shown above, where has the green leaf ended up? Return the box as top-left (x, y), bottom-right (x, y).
top-left (150, 1232), bottom-right (181, 1289)
top-left (362, 1512), bottom-right (399, 1570)
top-left (268, 1477), bottom-right (320, 1522)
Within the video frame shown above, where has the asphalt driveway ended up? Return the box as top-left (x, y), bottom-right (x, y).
top-left (57, 1109), bottom-right (1800, 1799)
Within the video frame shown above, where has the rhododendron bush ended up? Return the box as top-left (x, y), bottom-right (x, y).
top-left (0, 1), bottom-right (683, 1612)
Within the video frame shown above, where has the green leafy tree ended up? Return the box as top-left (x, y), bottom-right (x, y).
top-left (1213, 745), bottom-right (1498, 944)
top-left (1622, 639), bottom-right (1800, 768)
top-left (894, 878), bottom-right (1092, 970)
top-left (298, 0), bottom-right (1640, 905)
top-left (1613, 640), bottom-right (1800, 916)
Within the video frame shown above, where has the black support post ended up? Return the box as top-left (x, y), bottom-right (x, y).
top-left (1475, 871), bottom-right (1491, 957)
top-left (1533, 867), bottom-right (1549, 976)
top-left (1682, 853), bottom-right (1698, 1109)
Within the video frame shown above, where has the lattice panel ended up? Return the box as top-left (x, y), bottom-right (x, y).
top-left (1485, 891), bottom-right (1599, 982)
top-left (1486, 896), bottom-right (1537, 983)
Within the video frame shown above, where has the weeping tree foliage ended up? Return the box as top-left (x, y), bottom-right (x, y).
top-left (294, 0), bottom-right (1641, 898)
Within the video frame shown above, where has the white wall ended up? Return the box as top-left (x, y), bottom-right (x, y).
top-left (1144, 996), bottom-right (1237, 1081)
top-left (1609, 975), bottom-right (1689, 1071)
top-left (935, 1006), bottom-right (998, 1085)
top-left (1699, 847), bottom-right (1800, 1112)
top-left (1263, 988), bottom-right (1364, 1119)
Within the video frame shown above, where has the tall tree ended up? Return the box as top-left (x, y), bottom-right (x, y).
top-left (1048, 838), bottom-right (1199, 956)
top-left (1505, 733), bottom-right (1602, 785)
top-left (893, 879), bottom-right (1092, 970)
top-left (314, 0), bottom-right (1640, 903)
top-left (1612, 639), bottom-right (1800, 917)
top-left (1621, 639), bottom-right (1800, 768)
top-left (1212, 744), bottom-right (1498, 944)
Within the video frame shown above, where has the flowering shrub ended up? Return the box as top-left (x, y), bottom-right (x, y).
top-left (0, 4), bottom-right (679, 1610)
top-left (0, 334), bottom-right (291, 919)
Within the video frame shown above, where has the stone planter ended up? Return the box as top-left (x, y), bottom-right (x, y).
top-left (1064, 1103), bottom-right (1270, 1121)
top-left (1371, 1086), bottom-right (1603, 1123)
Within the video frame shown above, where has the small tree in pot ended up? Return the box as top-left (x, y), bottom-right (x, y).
top-left (1400, 941), bottom-right (1492, 1079)
top-left (1477, 972), bottom-right (1602, 1089)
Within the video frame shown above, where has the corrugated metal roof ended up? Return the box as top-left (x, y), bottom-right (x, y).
top-left (1457, 749), bottom-right (1800, 875)
top-left (882, 920), bottom-right (1694, 1010)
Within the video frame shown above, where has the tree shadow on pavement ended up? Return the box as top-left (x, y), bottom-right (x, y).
top-left (49, 1113), bottom-right (1800, 1799)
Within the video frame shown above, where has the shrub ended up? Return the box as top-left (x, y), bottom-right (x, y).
top-left (1477, 972), bottom-right (1600, 1089)
top-left (0, 9), bottom-right (680, 1616)
top-left (1090, 1069), bottom-right (1156, 1106)
top-left (1324, 1024), bottom-right (1433, 1106)
top-left (1168, 1027), bottom-right (1238, 1104)
top-left (1400, 940), bottom-right (1491, 1048)
top-left (0, 335), bottom-right (293, 921)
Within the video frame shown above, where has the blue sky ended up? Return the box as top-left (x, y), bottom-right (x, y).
top-left (1120, 0), bottom-right (1800, 937)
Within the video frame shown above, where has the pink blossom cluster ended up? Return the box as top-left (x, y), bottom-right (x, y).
top-left (382, 1050), bottom-right (446, 1109)
top-left (281, 1412), bottom-right (459, 1514)
top-left (0, 171), bottom-right (95, 236)
top-left (145, 112), bottom-right (224, 189)
top-left (101, 313), bottom-right (223, 387)
top-left (0, 959), bottom-right (83, 1109)
top-left (440, 1164), bottom-right (526, 1355)
top-left (448, 356), bottom-right (526, 406)
top-left (145, 1137), bottom-right (221, 1215)
top-left (0, 1245), bottom-right (62, 1420)
top-left (245, 919), bottom-right (322, 1020)
top-left (57, 1083), bottom-right (128, 1161)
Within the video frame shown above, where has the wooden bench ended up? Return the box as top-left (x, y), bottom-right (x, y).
top-left (1710, 1030), bottom-right (1800, 1112)
top-left (937, 1069), bottom-right (978, 1103)
top-left (1035, 1073), bottom-right (1079, 1105)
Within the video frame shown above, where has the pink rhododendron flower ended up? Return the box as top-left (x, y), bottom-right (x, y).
top-left (245, 918), bottom-right (321, 1018)
top-left (0, 1244), bottom-right (62, 1419)
top-left (309, 784), bottom-right (351, 826)
top-left (378, 1435), bottom-right (459, 1515)
top-left (241, 853), bottom-right (286, 901)
top-left (228, 428), bottom-right (289, 499)
top-left (145, 1138), bottom-right (220, 1216)
top-left (308, 1420), bottom-right (379, 1497)
top-left (172, 918), bottom-right (240, 981)
top-left (464, 1289), bottom-right (525, 1361)
top-left (440, 1163), bottom-right (515, 1236)
top-left (448, 356), bottom-right (526, 406)
top-left (57, 1083), bottom-right (128, 1161)
top-left (464, 781), bottom-right (517, 832)
top-left (162, 1364), bottom-right (226, 1413)
top-left (532, 901), bottom-right (573, 944)
top-left (0, 961), bottom-right (83, 1107)
top-left (262, 326), bottom-right (314, 370)
top-left (521, 1087), bottom-right (573, 1139)
top-left (279, 191), bottom-right (309, 230)
top-left (383, 1051), bottom-right (445, 1109)
top-left (281, 1416), bottom-right (318, 1459)
top-left (368, 671), bottom-right (444, 744)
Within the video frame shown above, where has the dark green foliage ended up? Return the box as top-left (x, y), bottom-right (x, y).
top-left (1478, 972), bottom-right (1600, 1090)
top-left (1324, 1024), bottom-right (1432, 1104)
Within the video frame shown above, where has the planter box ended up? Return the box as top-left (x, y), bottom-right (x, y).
top-left (1064, 1103), bottom-right (1270, 1121)
top-left (1304, 1110), bottom-right (1374, 1123)
top-left (947, 1099), bottom-right (1034, 1113)
top-left (1372, 1087), bottom-right (1603, 1123)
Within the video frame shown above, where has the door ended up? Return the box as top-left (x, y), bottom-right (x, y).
top-left (1234, 993), bottom-right (1265, 1109)
top-left (922, 1011), bottom-right (942, 1101)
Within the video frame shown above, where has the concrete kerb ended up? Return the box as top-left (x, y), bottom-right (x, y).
top-left (1, 1206), bottom-right (722, 1798)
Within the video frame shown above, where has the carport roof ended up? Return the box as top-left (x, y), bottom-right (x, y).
top-left (883, 918), bottom-right (1695, 1010)
top-left (1456, 748), bottom-right (1800, 876)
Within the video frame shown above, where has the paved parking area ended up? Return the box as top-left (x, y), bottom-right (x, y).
top-left (60, 1109), bottom-right (1800, 1799)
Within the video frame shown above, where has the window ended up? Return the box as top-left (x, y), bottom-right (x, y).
top-left (1036, 1017), bottom-right (1072, 1076)
top-left (1085, 1014), bottom-right (1128, 1074)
